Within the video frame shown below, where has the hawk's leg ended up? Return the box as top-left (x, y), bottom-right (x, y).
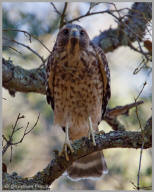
top-left (88, 116), bottom-right (96, 146)
top-left (59, 124), bottom-right (74, 161)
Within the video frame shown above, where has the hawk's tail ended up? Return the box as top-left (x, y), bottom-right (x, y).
top-left (65, 151), bottom-right (108, 181)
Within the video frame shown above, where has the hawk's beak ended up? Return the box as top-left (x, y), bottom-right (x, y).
top-left (70, 28), bottom-right (80, 39)
top-left (69, 28), bottom-right (80, 52)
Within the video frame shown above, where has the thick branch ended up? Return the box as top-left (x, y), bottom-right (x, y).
top-left (3, 117), bottom-right (152, 190)
top-left (92, 2), bottom-right (152, 52)
top-left (106, 101), bottom-right (143, 117)
top-left (2, 58), bottom-right (46, 95)
top-left (104, 101), bottom-right (144, 131)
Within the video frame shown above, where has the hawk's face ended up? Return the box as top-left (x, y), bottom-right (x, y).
top-left (56, 24), bottom-right (90, 52)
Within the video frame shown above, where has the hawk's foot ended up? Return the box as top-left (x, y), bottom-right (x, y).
top-left (59, 140), bottom-right (74, 161)
top-left (59, 124), bottom-right (74, 161)
top-left (88, 116), bottom-right (96, 146)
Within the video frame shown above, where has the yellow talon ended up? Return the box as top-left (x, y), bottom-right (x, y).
top-left (59, 142), bottom-right (74, 161)
top-left (59, 124), bottom-right (74, 161)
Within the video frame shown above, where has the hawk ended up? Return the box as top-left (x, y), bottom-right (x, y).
top-left (46, 24), bottom-right (111, 180)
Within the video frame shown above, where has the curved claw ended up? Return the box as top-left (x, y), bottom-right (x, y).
top-left (59, 141), bottom-right (74, 161)
top-left (59, 124), bottom-right (74, 161)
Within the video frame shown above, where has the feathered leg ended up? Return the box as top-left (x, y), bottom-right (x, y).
top-left (88, 116), bottom-right (96, 146)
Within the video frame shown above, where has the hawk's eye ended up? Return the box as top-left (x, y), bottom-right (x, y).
top-left (80, 30), bottom-right (85, 36)
top-left (63, 29), bottom-right (69, 35)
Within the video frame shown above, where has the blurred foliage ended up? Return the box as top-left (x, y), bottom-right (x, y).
top-left (19, 12), bottom-right (59, 35)
top-left (3, 9), bottom-right (18, 51)
top-left (3, 6), bottom-right (59, 53)
top-left (3, 10), bottom-right (18, 37)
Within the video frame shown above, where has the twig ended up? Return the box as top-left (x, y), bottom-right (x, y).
top-left (111, 2), bottom-right (122, 19)
top-left (2, 113), bottom-right (40, 157)
top-left (59, 3), bottom-right (68, 28)
top-left (3, 45), bottom-right (23, 55)
top-left (125, 26), bottom-right (151, 62)
top-left (130, 181), bottom-right (138, 189)
top-left (51, 2), bottom-right (129, 25)
top-left (50, 2), bottom-right (61, 16)
top-left (10, 145), bottom-right (13, 163)
top-left (67, 8), bottom-right (128, 24)
top-left (141, 186), bottom-right (152, 190)
top-left (51, 2), bottom-right (68, 28)
top-left (3, 29), bottom-right (52, 54)
top-left (137, 141), bottom-right (145, 190)
top-left (86, 3), bottom-right (103, 14)
top-left (134, 81), bottom-right (147, 190)
top-left (110, 9), bottom-right (152, 63)
top-left (104, 101), bottom-right (144, 131)
top-left (105, 101), bottom-right (143, 117)
top-left (3, 36), bottom-right (45, 63)
top-left (136, 38), bottom-right (151, 62)
top-left (135, 81), bottom-right (147, 104)
top-left (133, 57), bottom-right (150, 75)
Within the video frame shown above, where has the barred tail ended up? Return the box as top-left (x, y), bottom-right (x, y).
top-left (66, 151), bottom-right (108, 181)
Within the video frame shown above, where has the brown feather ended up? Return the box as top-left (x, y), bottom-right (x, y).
top-left (46, 24), bottom-right (111, 180)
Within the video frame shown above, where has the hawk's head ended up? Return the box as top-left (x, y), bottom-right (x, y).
top-left (55, 24), bottom-right (90, 52)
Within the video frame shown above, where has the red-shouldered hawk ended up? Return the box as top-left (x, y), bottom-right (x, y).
top-left (46, 24), bottom-right (111, 180)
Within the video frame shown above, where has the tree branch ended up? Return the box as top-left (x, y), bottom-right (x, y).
top-left (3, 36), bottom-right (46, 63)
top-left (104, 100), bottom-right (144, 131)
top-left (2, 113), bottom-right (40, 158)
top-left (105, 100), bottom-right (143, 117)
top-left (3, 117), bottom-right (152, 190)
top-left (92, 2), bottom-right (152, 53)
top-left (3, 29), bottom-right (52, 53)
top-left (2, 58), bottom-right (46, 95)
top-left (59, 2), bottom-right (68, 28)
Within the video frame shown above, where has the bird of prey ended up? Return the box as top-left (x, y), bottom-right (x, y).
top-left (46, 24), bottom-right (111, 180)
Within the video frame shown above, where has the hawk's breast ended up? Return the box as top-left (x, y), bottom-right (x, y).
top-left (53, 50), bottom-right (103, 139)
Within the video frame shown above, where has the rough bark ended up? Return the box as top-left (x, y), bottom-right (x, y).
top-left (2, 117), bottom-right (152, 190)
top-left (2, 58), bottom-right (46, 95)
top-left (92, 2), bottom-right (152, 53)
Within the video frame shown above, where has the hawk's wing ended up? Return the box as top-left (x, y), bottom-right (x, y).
top-left (92, 43), bottom-right (111, 118)
top-left (45, 51), bottom-right (55, 110)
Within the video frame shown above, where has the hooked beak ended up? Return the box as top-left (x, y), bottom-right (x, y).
top-left (68, 28), bottom-right (80, 52)
top-left (70, 28), bottom-right (80, 39)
